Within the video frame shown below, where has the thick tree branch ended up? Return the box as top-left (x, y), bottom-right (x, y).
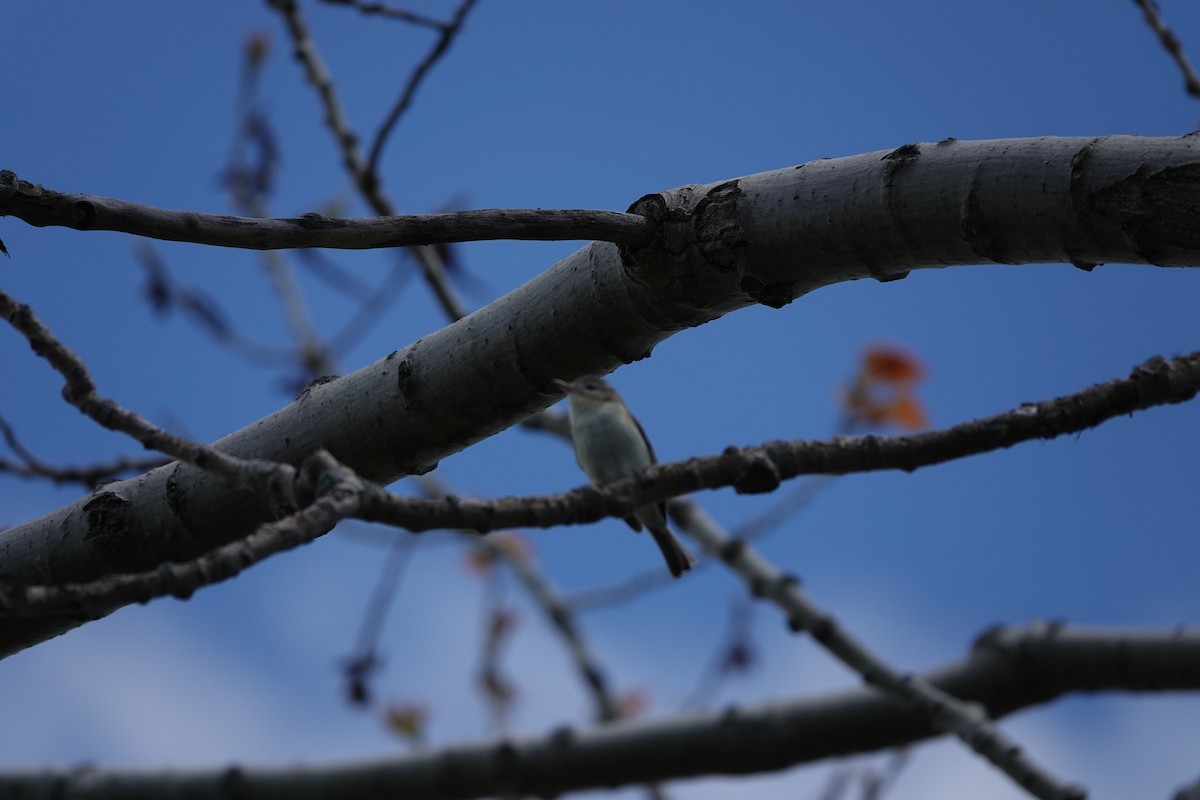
top-left (5, 348), bottom-right (1193, 627)
top-left (2, 136), bottom-right (1198, 657)
top-left (3, 624), bottom-right (1196, 799)
top-left (0, 453), bottom-right (365, 618)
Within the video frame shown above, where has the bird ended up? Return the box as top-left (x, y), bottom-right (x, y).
top-left (554, 374), bottom-right (696, 578)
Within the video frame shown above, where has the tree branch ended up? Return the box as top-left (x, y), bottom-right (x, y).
top-left (268, 0), bottom-right (470, 320)
top-left (670, 502), bottom-right (1081, 800)
top-left (1133, 0), bottom-right (1200, 100)
top-left (0, 453), bottom-right (365, 618)
top-left (0, 172), bottom-right (655, 250)
top-left (3, 624), bottom-right (1195, 799)
top-left (319, 0), bottom-right (449, 30)
top-left (0, 414), bottom-right (167, 488)
top-left (0, 290), bottom-right (290, 492)
top-left (5, 348), bottom-right (1193, 627)
top-left (416, 475), bottom-right (626, 724)
top-left (365, 0), bottom-right (481, 178)
top-left (2, 137), bottom-right (1198, 657)
top-left (358, 349), bottom-right (1200, 533)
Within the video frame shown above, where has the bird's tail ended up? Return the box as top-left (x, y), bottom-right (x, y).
top-left (648, 525), bottom-right (697, 578)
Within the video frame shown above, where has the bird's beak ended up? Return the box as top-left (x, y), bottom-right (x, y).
top-left (552, 378), bottom-right (573, 393)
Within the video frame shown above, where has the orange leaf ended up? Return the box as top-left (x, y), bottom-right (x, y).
top-left (884, 394), bottom-right (929, 430)
top-left (864, 346), bottom-right (925, 385)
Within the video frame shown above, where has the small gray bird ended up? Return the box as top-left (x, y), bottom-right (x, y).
top-left (554, 375), bottom-right (696, 578)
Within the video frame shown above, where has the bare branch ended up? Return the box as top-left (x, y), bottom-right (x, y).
top-left (135, 243), bottom-right (301, 367)
top-left (2, 346), bottom-right (1190, 625)
top-left (320, 0), bottom-right (450, 30)
top-left (4, 624), bottom-right (1194, 799)
top-left (565, 561), bottom-right (676, 612)
top-left (680, 599), bottom-right (757, 710)
top-left (343, 534), bottom-right (417, 707)
top-left (673, 503), bottom-right (1083, 800)
top-left (327, 259), bottom-right (414, 357)
top-left (365, 0), bottom-right (481, 178)
top-left (261, 249), bottom-right (337, 377)
top-left (416, 473), bottom-right (626, 723)
top-left (267, 0), bottom-right (470, 320)
top-left (0, 414), bottom-right (166, 488)
top-left (504, 545), bottom-right (623, 720)
top-left (316, 0), bottom-right (448, 29)
top-left (0, 289), bottom-right (291, 492)
top-left (0, 452), bottom-right (363, 618)
top-left (566, 477), bottom-right (836, 612)
top-left (268, 0), bottom-right (366, 186)
top-left (0, 173), bottom-right (655, 250)
top-left (359, 350), bottom-right (1200, 535)
top-left (4, 138), bottom-right (1199, 657)
top-left (295, 248), bottom-right (376, 299)
top-left (1134, 0), bottom-right (1200, 100)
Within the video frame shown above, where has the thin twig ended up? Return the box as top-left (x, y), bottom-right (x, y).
top-left (416, 475), bottom-right (624, 723)
top-left (343, 534), bottom-right (417, 705)
top-left (365, 0), bottom-right (481, 177)
top-left (327, 258), bottom-right (415, 357)
top-left (476, 558), bottom-right (517, 732)
top-left (680, 599), bottom-right (756, 710)
top-left (261, 249), bottom-right (336, 377)
top-left (567, 477), bottom-right (835, 612)
top-left (295, 248), bottom-right (375, 299)
top-left (672, 501), bottom-right (1086, 800)
top-left (0, 414), bottom-right (167, 487)
top-left (817, 750), bottom-right (910, 800)
top-left (135, 242), bottom-right (301, 367)
top-left (267, 0), bottom-right (470, 320)
top-left (566, 563), bottom-right (676, 612)
top-left (268, 0), bottom-right (365, 183)
top-left (1134, 0), bottom-right (1200, 99)
top-left (0, 290), bottom-right (291, 492)
top-left (319, 0), bottom-right (448, 30)
top-left (357, 350), bottom-right (1200, 535)
top-left (221, 71), bottom-right (337, 380)
top-left (729, 475), bottom-right (835, 541)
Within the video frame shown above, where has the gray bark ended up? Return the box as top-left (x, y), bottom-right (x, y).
top-left (1, 134), bottom-right (1198, 657)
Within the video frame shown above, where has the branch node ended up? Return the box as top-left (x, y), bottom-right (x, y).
top-left (717, 537), bottom-right (746, 563)
top-left (72, 199), bottom-right (98, 229)
top-left (0, 169), bottom-right (17, 203)
top-left (731, 450), bottom-right (782, 494)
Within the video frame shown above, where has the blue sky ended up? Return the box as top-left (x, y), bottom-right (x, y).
top-left (2, 2), bottom-right (1200, 799)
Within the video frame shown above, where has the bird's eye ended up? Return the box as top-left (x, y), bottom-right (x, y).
top-left (584, 381), bottom-right (598, 390)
